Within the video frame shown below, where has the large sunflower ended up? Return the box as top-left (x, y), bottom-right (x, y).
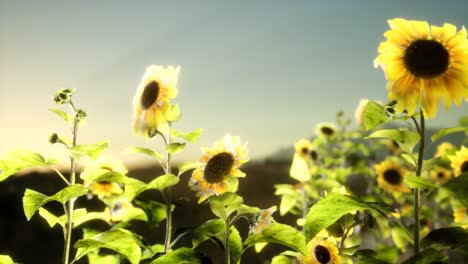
top-left (375, 159), bottom-right (410, 193)
top-left (132, 65), bottom-right (180, 137)
top-left (430, 166), bottom-right (452, 184)
top-left (301, 238), bottom-right (341, 264)
top-left (448, 146), bottom-right (468, 177)
top-left (189, 134), bottom-right (248, 203)
top-left (374, 18), bottom-right (468, 118)
top-left (316, 123), bottom-right (337, 141)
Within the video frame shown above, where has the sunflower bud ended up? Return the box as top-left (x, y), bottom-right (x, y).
top-left (48, 133), bottom-right (59, 144)
top-left (76, 109), bottom-right (87, 122)
top-left (54, 88), bottom-right (75, 105)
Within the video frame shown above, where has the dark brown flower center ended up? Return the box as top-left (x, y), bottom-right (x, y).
top-left (461, 161), bottom-right (468, 174)
top-left (141, 81), bottom-right (160, 110)
top-left (321, 126), bottom-right (335, 136)
top-left (96, 181), bottom-right (112, 186)
top-left (383, 169), bottom-right (402, 185)
top-left (310, 150), bottom-right (318, 161)
top-left (404, 39), bottom-right (449, 78)
top-left (314, 245), bottom-right (331, 264)
top-left (437, 171), bottom-right (445, 178)
top-left (203, 152), bottom-right (235, 183)
top-left (301, 147), bottom-right (309, 155)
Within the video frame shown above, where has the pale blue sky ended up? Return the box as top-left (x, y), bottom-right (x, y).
top-left (1, 0), bottom-right (467, 164)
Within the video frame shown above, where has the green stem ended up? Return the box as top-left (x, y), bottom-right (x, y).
top-left (301, 183), bottom-right (308, 235)
top-left (339, 222), bottom-right (358, 254)
top-left (225, 216), bottom-right (231, 264)
top-left (163, 124), bottom-right (173, 253)
top-left (413, 111), bottom-right (425, 255)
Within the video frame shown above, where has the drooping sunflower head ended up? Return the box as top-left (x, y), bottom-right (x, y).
top-left (430, 166), bottom-right (452, 184)
top-left (375, 159), bottom-right (410, 193)
top-left (448, 146), bottom-right (468, 177)
top-left (132, 65), bottom-right (180, 137)
top-left (249, 206), bottom-right (277, 235)
top-left (434, 142), bottom-right (456, 158)
top-left (354, 98), bottom-right (370, 128)
top-left (374, 18), bottom-right (468, 118)
top-left (189, 134), bottom-right (248, 203)
top-left (316, 123), bottom-right (337, 140)
top-left (301, 238), bottom-right (341, 264)
top-left (295, 138), bottom-right (314, 160)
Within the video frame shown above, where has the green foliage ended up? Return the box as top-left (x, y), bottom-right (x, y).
top-left (244, 223), bottom-right (307, 255)
top-left (49, 108), bottom-right (74, 124)
top-left (443, 172), bottom-right (468, 207)
top-left (125, 147), bottom-right (163, 162)
top-left (192, 219), bottom-right (225, 248)
top-left (149, 248), bottom-right (204, 264)
top-left (271, 254), bottom-right (294, 264)
top-left (164, 104), bottom-right (181, 122)
top-left (177, 161), bottom-right (202, 177)
top-left (354, 249), bottom-right (390, 264)
top-left (172, 128), bottom-right (203, 143)
top-left (421, 227), bottom-right (468, 250)
top-left (363, 101), bottom-right (388, 130)
top-left (134, 199), bottom-right (168, 226)
top-left (0, 255), bottom-right (14, 264)
top-left (208, 192), bottom-right (243, 220)
top-left (404, 173), bottom-right (438, 191)
top-left (430, 126), bottom-right (468, 143)
top-left (68, 141), bottom-right (109, 159)
top-left (166, 142), bottom-right (186, 155)
top-left (289, 154), bottom-right (310, 182)
top-left (125, 174), bottom-right (179, 201)
top-left (0, 149), bottom-right (58, 182)
top-left (401, 248), bottom-right (447, 264)
top-left (366, 129), bottom-right (420, 154)
top-left (229, 226), bottom-right (243, 263)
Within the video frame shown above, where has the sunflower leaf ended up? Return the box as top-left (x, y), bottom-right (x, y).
top-left (124, 174), bottom-right (179, 201)
top-left (192, 219), bottom-right (225, 248)
top-left (0, 255), bottom-right (14, 264)
top-left (404, 173), bottom-right (438, 191)
top-left (177, 161), bottom-right (202, 177)
top-left (0, 149), bottom-right (58, 182)
top-left (366, 129), bottom-right (420, 154)
top-left (69, 141), bottom-right (109, 159)
top-left (401, 248), bottom-right (447, 264)
top-left (49, 108), bottom-right (73, 124)
top-left (430, 126), bottom-right (468, 143)
top-left (289, 154), bottom-right (311, 182)
top-left (208, 192), bottom-right (243, 220)
top-left (134, 200), bottom-right (168, 226)
top-left (172, 128), bottom-right (203, 143)
top-left (148, 247), bottom-right (204, 264)
top-left (125, 147), bottom-right (163, 162)
top-left (166, 142), bottom-right (186, 155)
top-left (363, 101), bottom-right (388, 130)
top-left (420, 227), bottom-right (468, 249)
top-left (442, 171), bottom-right (468, 207)
top-left (244, 223), bottom-right (307, 255)
top-left (230, 226), bottom-right (243, 263)
top-left (164, 104), bottom-right (181, 122)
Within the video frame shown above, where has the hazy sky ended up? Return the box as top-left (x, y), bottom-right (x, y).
top-left (1, 0), bottom-right (467, 164)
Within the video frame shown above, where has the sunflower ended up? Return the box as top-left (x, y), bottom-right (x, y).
top-left (430, 166), bottom-right (452, 184)
top-left (434, 142), bottom-right (455, 158)
top-left (354, 98), bottom-right (369, 128)
top-left (386, 139), bottom-right (402, 155)
top-left (448, 146), bottom-right (468, 177)
top-left (375, 159), bottom-right (410, 193)
top-left (80, 155), bottom-right (127, 199)
top-left (295, 139), bottom-right (313, 160)
top-left (454, 208), bottom-right (468, 228)
top-left (301, 238), bottom-right (341, 264)
top-left (374, 18), bottom-right (468, 118)
top-left (249, 206), bottom-right (277, 235)
top-left (189, 134), bottom-right (248, 203)
top-left (316, 123), bottom-right (337, 140)
top-left (132, 65), bottom-right (180, 137)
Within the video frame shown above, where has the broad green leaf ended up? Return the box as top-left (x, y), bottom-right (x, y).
top-left (430, 127), bottom-right (468, 143)
top-left (401, 248), bottom-right (447, 264)
top-left (40, 208), bottom-right (98, 228)
top-left (229, 226), bottom-right (243, 263)
top-left (404, 174), bottom-right (438, 191)
top-left (177, 161), bottom-right (202, 177)
top-left (401, 153), bottom-right (417, 168)
top-left (49, 108), bottom-right (73, 124)
top-left (271, 255), bottom-right (293, 264)
top-left (244, 223), bottom-right (307, 255)
top-left (289, 154), bottom-right (310, 182)
top-left (166, 143), bottom-right (186, 155)
top-left (208, 192), bottom-right (243, 220)
top-left (236, 204), bottom-right (261, 216)
top-left (443, 172), bottom-right (468, 207)
top-left (0, 149), bottom-right (58, 182)
top-left (38, 207), bottom-right (61, 227)
top-left (73, 211), bottom-right (109, 227)
top-left (88, 253), bottom-right (120, 264)
top-left (421, 157), bottom-right (440, 172)
top-left (363, 101), bottom-right (388, 130)
top-left (164, 104), bottom-right (181, 122)
top-left (192, 219), bottom-right (225, 248)
top-left (0, 255), bottom-right (14, 264)
top-left (305, 193), bottom-right (394, 241)
top-left (172, 128), bottom-right (203, 143)
top-left (366, 129), bottom-right (420, 154)
top-left (279, 195), bottom-right (298, 216)
top-left (149, 247), bottom-right (204, 264)
top-left (125, 147), bottom-right (163, 162)
top-left (134, 200), bottom-right (168, 226)
top-left (354, 249), bottom-right (390, 264)
top-left (74, 229), bottom-right (142, 264)
top-left (421, 227), bottom-right (468, 249)
top-left (69, 141), bottom-right (109, 159)
top-left (125, 174), bottom-right (179, 201)
top-left (23, 189), bottom-right (49, 220)
top-left (141, 244), bottom-right (165, 261)
top-left (82, 171), bottom-right (128, 185)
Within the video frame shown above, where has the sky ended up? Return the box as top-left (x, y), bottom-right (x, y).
top-left (1, 0), bottom-right (467, 165)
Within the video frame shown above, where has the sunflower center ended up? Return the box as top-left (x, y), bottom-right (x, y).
top-left (203, 152), bottom-right (235, 183)
top-left (437, 172), bottom-right (445, 178)
top-left (321, 127), bottom-right (335, 136)
top-left (383, 169), bottom-right (402, 185)
top-left (141, 81), bottom-right (160, 110)
top-left (461, 161), bottom-right (468, 174)
top-left (301, 147), bottom-right (309, 155)
top-left (310, 150), bottom-right (318, 161)
top-left (314, 245), bottom-right (331, 264)
top-left (404, 39), bottom-right (449, 78)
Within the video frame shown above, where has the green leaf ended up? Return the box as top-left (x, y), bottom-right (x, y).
top-left (49, 108), bottom-right (73, 124)
top-left (236, 204), bottom-right (261, 216)
top-left (354, 250), bottom-right (390, 264)
top-left (149, 247), bottom-right (204, 264)
top-left (74, 229), bottom-right (142, 264)
top-left (421, 157), bottom-right (441, 172)
top-left (401, 248), bottom-right (447, 264)
top-left (23, 184), bottom-right (87, 220)
top-left (229, 226), bottom-right (243, 263)
top-left (363, 101), bottom-right (388, 130)
top-left (0, 149), bottom-right (58, 182)
top-left (172, 128), bottom-right (203, 143)
top-left (177, 161), bottom-right (202, 177)
top-left (0, 255), bottom-right (14, 264)
top-left (208, 192), bottom-right (243, 220)
top-left (38, 207), bottom-right (61, 227)
top-left (401, 153), bottom-right (417, 168)
top-left (134, 200), bottom-right (168, 226)
top-left (289, 154), bottom-right (310, 182)
top-left (421, 227), bottom-right (468, 249)
top-left (271, 255), bottom-right (294, 264)
top-left (166, 143), bottom-right (186, 155)
top-left (125, 174), bottom-right (179, 201)
top-left (192, 219), bottom-right (225, 248)
top-left (404, 174), bottom-right (438, 191)
top-left (279, 195), bottom-right (298, 216)
top-left (244, 223), bottom-right (307, 255)
top-left (125, 147), bottom-right (163, 162)
top-left (430, 126), bottom-right (468, 143)
top-left (305, 193), bottom-right (394, 241)
top-left (164, 104), bottom-right (181, 122)
top-left (443, 172), bottom-right (468, 207)
top-left (69, 141), bottom-right (109, 159)
top-left (366, 129), bottom-right (420, 154)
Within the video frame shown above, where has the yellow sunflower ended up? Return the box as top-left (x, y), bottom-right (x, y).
top-left (249, 206), bottom-right (277, 235)
top-left (430, 166), bottom-right (452, 184)
top-left (454, 208), bottom-right (468, 228)
top-left (189, 134), bottom-right (248, 203)
top-left (354, 98), bottom-right (370, 128)
top-left (132, 65), bottom-right (180, 137)
top-left (374, 18), bottom-right (468, 118)
top-left (295, 139), bottom-right (313, 160)
top-left (316, 123), bottom-right (337, 140)
top-left (434, 142), bottom-right (455, 158)
top-left (375, 159), bottom-right (410, 193)
top-left (448, 146), bottom-right (468, 177)
top-left (386, 139), bottom-right (402, 155)
top-left (301, 238), bottom-right (341, 264)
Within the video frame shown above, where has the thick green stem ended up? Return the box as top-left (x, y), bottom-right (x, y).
top-left (163, 124), bottom-right (173, 253)
top-left (413, 111), bottom-right (425, 255)
top-left (225, 216), bottom-right (231, 264)
top-left (301, 183), bottom-right (308, 235)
